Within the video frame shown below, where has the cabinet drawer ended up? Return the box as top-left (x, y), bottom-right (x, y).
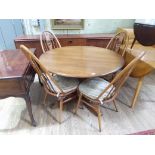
top-left (86, 39), bottom-right (111, 48)
top-left (59, 38), bottom-right (86, 46)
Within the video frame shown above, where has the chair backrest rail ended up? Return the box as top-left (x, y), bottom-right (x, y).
top-left (106, 31), bottom-right (129, 57)
top-left (20, 45), bottom-right (63, 94)
top-left (97, 51), bottom-right (145, 101)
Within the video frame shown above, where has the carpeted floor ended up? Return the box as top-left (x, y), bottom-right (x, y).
top-left (0, 97), bottom-right (26, 130)
top-left (131, 129), bottom-right (155, 135)
top-left (0, 71), bottom-right (155, 135)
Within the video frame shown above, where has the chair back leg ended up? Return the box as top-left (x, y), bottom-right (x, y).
top-left (75, 93), bottom-right (82, 114)
top-left (113, 100), bottom-right (118, 112)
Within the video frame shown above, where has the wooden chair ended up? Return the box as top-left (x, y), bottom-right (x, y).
top-left (40, 30), bottom-right (61, 53)
top-left (75, 52), bottom-right (145, 132)
top-left (20, 45), bottom-right (79, 123)
top-left (106, 31), bottom-right (129, 57)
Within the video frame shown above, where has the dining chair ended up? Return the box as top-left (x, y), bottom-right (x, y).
top-left (75, 52), bottom-right (145, 132)
top-left (40, 30), bottom-right (61, 53)
top-left (106, 31), bottom-right (129, 57)
top-left (20, 45), bottom-right (79, 123)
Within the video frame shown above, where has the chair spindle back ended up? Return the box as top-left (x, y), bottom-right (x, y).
top-left (40, 31), bottom-right (61, 53)
top-left (20, 45), bottom-right (63, 94)
top-left (97, 52), bottom-right (145, 101)
top-left (106, 31), bottom-right (129, 57)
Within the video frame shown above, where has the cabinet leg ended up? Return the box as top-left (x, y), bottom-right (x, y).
top-left (24, 94), bottom-right (37, 126)
top-left (131, 77), bottom-right (144, 109)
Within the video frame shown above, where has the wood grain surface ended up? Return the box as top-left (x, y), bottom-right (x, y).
top-left (39, 46), bottom-right (124, 78)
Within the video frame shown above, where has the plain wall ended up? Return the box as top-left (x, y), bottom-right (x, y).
top-left (24, 19), bottom-right (135, 35)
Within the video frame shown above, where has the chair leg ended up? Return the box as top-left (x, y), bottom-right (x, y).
top-left (75, 93), bottom-right (82, 114)
top-left (131, 77), bottom-right (144, 109)
top-left (43, 91), bottom-right (48, 105)
top-left (38, 76), bottom-right (43, 86)
top-left (113, 100), bottom-right (118, 112)
top-left (59, 99), bottom-right (64, 123)
top-left (97, 105), bottom-right (102, 132)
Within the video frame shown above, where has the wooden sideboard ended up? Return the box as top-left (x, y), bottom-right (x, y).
top-left (14, 34), bottom-right (114, 57)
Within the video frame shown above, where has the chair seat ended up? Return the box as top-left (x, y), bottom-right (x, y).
top-left (79, 77), bottom-right (114, 103)
top-left (53, 75), bottom-right (79, 93)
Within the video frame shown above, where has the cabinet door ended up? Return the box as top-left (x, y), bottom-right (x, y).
top-left (86, 39), bottom-right (111, 48)
top-left (0, 80), bottom-right (24, 96)
top-left (59, 38), bottom-right (86, 46)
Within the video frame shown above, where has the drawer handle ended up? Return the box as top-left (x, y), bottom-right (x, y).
top-left (68, 40), bottom-right (73, 43)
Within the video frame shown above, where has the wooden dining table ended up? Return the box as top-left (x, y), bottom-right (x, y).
top-left (39, 46), bottom-right (124, 78)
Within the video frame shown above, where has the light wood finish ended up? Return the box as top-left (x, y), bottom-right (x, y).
top-left (59, 99), bottom-right (63, 123)
top-left (39, 46), bottom-right (124, 78)
top-left (75, 93), bottom-right (82, 114)
top-left (131, 77), bottom-right (144, 109)
top-left (106, 31), bottom-right (129, 57)
top-left (126, 47), bottom-right (155, 69)
top-left (113, 100), bottom-right (118, 112)
top-left (117, 27), bottom-right (155, 108)
top-left (124, 48), bottom-right (154, 108)
top-left (75, 52), bottom-right (145, 131)
top-left (43, 91), bottom-right (48, 105)
top-left (116, 28), bottom-right (155, 69)
top-left (40, 31), bottom-right (61, 53)
top-left (20, 45), bottom-right (77, 123)
top-left (97, 105), bottom-right (102, 132)
top-left (103, 32), bottom-right (129, 80)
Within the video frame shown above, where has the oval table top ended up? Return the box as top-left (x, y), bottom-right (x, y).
top-left (39, 46), bottom-right (124, 78)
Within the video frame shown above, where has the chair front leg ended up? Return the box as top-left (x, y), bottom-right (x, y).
top-left (113, 99), bottom-right (118, 112)
top-left (97, 105), bottom-right (102, 132)
top-left (59, 99), bottom-right (64, 123)
top-left (43, 91), bottom-right (48, 105)
top-left (131, 77), bottom-right (144, 109)
top-left (75, 93), bottom-right (82, 114)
